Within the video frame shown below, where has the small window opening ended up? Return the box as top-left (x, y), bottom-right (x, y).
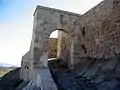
top-left (82, 27), bottom-right (85, 37)
top-left (82, 44), bottom-right (87, 53)
top-left (34, 39), bottom-right (39, 43)
top-left (113, 1), bottom-right (119, 4)
top-left (60, 15), bottom-right (63, 23)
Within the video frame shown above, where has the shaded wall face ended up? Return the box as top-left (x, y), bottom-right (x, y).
top-left (57, 31), bottom-right (71, 65)
top-left (20, 51), bottom-right (32, 81)
top-left (73, 0), bottom-right (120, 65)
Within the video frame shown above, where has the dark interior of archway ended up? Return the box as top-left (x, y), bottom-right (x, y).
top-left (82, 44), bottom-right (87, 53)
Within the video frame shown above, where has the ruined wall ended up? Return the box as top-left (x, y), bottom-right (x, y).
top-left (21, 51), bottom-right (31, 81)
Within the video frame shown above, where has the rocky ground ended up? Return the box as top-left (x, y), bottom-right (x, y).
top-left (0, 68), bottom-right (23, 90)
top-left (1, 55), bottom-right (120, 90)
top-left (0, 68), bottom-right (41, 90)
top-left (48, 56), bottom-right (120, 90)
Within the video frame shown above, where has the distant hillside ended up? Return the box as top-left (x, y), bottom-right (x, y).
top-left (0, 63), bottom-right (17, 68)
top-left (0, 63), bottom-right (17, 78)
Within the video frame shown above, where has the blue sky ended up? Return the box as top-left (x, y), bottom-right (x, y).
top-left (0, 0), bottom-right (103, 66)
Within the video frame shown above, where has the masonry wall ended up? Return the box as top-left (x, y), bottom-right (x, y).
top-left (57, 31), bottom-right (70, 65)
top-left (21, 51), bottom-right (31, 81)
top-left (73, 0), bottom-right (120, 65)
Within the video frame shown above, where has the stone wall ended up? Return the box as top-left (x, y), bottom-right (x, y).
top-left (48, 38), bottom-right (58, 58)
top-left (57, 31), bottom-right (70, 65)
top-left (21, 51), bottom-right (31, 81)
top-left (73, 0), bottom-right (120, 65)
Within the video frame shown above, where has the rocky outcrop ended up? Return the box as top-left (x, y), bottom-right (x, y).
top-left (48, 55), bottom-right (120, 90)
top-left (0, 68), bottom-right (22, 90)
top-left (0, 67), bottom-right (41, 90)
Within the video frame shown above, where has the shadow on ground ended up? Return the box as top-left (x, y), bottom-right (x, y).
top-left (48, 57), bottom-right (120, 90)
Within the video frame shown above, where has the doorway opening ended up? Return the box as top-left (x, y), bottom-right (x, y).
top-left (48, 30), bottom-right (58, 59)
top-left (47, 30), bottom-right (70, 66)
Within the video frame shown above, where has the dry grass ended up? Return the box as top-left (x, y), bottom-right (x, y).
top-left (0, 68), bottom-right (14, 78)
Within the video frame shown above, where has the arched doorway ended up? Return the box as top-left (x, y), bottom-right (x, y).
top-left (46, 29), bottom-right (71, 67)
top-left (48, 30), bottom-right (58, 59)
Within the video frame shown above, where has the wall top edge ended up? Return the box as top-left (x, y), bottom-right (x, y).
top-left (33, 5), bottom-right (81, 17)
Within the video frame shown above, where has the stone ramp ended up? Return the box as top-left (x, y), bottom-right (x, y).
top-left (40, 68), bottom-right (58, 90)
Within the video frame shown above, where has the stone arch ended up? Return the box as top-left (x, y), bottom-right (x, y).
top-left (34, 27), bottom-right (73, 68)
top-left (47, 29), bottom-right (72, 65)
top-left (31, 6), bottom-right (80, 70)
